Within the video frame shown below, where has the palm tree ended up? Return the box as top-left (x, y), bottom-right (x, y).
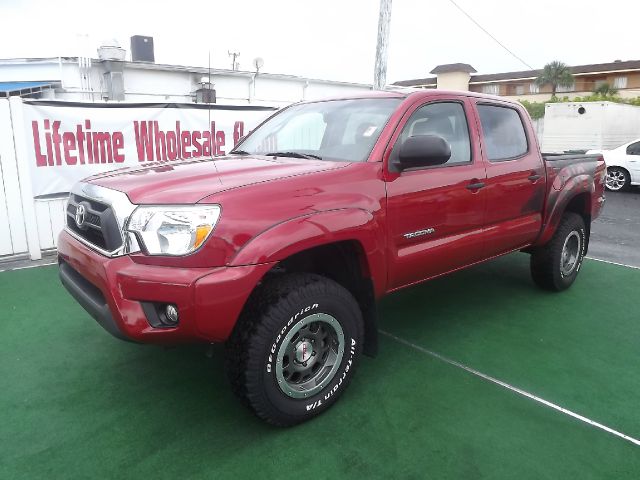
top-left (594, 83), bottom-right (619, 97)
top-left (534, 61), bottom-right (574, 98)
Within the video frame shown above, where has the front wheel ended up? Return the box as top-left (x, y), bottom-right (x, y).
top-left (225, 273), bottom-right (363, 426)
top-left (605, 167), bottom-right (629, 191)
top-left (530, 212), bottom-right (587, 291)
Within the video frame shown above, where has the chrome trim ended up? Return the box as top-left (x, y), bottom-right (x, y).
top-left (64, 182), bottom-right (140, 257)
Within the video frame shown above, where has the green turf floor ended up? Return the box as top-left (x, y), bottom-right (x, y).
top-left (1, 255), bottom-right (639, 479)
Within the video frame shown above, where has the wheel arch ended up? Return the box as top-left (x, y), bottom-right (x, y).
top-left (261, 240), bottom-right (379, 357)
top-left (230, 209), bottom-right (386, 357)
top-left (536, 189), bottom-right (592, 249)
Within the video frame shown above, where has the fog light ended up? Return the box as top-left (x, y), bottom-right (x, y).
top-left (165, 304), bottom-right (179, 325)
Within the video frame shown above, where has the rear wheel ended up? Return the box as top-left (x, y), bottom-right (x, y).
top-left (530, 212), bottom-right (587, 291)
top-left (225, 273), bottom-right (363, 426)
top-left (605, 167), bottom-right (629, 191)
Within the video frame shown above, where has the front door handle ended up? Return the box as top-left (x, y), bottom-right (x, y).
top-left (528, 173), bottom-right (541, 182)
top-left (466, 181), bottom-right (485, 191)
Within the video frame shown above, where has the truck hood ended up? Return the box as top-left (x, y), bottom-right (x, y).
top-left (85, 156), bottom-right (349, 204)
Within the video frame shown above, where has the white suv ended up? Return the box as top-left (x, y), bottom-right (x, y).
top-left (588, 139), bottom-right (640, 191)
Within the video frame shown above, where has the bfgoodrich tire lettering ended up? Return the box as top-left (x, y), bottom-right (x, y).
top-left (225, 273), bottom-right (363, 426)
top-left (530, 212), bottom-right (587, 291)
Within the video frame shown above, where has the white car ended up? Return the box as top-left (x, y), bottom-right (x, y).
top-left (588, 139), bottom-right (640, 191)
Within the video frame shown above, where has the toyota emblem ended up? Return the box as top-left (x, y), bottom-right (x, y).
top-left (75, 204), bottom-right (86, 228)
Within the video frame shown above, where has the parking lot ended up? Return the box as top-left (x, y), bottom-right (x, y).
top-left (1, 190), bottom-right (639, 479)
top-left (590, 188), bottom-right (640, 268)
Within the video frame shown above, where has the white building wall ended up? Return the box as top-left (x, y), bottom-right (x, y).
top-left (0, 99), bottom-right (29, 257)
top-left (0, 58), bottom-right (373, 106)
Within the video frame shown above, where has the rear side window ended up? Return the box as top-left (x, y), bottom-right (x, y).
top-left (477, 105), bottom-right (528, 161)
top-left (626, 141), bottom-right (640, 155)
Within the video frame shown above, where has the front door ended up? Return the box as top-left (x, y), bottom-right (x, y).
top-left (385, 99), bottom-right (487, 291)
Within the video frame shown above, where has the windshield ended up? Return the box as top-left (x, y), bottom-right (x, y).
top-left (234, 98), bottom-right (401, 162)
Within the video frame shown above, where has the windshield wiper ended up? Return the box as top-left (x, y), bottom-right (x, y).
top-left (266, 151), bottom-right (323, 160)
top-left (229, 149), bottom-right (250, 155)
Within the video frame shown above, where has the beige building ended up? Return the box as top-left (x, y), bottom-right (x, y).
top-left (394, 60), bottom-right (640, 101)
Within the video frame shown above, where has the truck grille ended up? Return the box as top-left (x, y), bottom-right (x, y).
top-left (66, 194), bottom-right (123, 252)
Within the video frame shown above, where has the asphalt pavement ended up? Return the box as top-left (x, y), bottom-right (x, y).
top-left (589, 187), bottom-right (640, 268)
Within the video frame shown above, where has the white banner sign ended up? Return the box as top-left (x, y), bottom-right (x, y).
top-left (22, 101), bottom-right (276, 196)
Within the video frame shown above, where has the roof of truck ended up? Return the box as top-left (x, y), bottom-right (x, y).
top-left (302, 89), bottom-right (519, 105)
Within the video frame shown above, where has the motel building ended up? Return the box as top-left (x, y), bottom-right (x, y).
top-left (393, 60), bottom-right (640, 101)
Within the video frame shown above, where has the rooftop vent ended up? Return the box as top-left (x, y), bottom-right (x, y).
top-left (195, 76), bottom-right (216, 104)
top-left (97, 39), bottom-right (126, 61)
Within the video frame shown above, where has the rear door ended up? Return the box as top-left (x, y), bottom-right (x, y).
top-left (474, 102), bottom-right (546, 257)
top-left (385, 98), bottom-right (487, 290)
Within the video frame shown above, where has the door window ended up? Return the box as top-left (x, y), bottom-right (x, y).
top-left (395, 102), bottom-right (471, 166)
top-left (477, 105), bottom-right (528, 161)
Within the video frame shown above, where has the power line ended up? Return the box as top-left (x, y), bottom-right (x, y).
top-left (446, 0), bottom-right (533, 70)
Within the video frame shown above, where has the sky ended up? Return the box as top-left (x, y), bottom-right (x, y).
top-left (1, 0), bottom-right (638, 85)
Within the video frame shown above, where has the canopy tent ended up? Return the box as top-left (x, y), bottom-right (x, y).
top-left (0, 81), bottom-right (57, 98)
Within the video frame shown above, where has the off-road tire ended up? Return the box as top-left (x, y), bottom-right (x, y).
top-left (530, 212), bottom-right (587, 291)
top-left (225, 273), bottom-right (364, 426)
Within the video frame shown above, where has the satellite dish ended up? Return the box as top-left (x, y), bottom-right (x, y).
top-left (253, 57), bottom-right (264, 72)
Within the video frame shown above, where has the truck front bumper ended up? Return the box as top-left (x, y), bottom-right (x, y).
top-left (57, 229), bottom-right (274, 344)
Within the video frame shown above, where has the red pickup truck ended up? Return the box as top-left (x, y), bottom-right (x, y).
top-left (58, 90), bottom-right (606, 426)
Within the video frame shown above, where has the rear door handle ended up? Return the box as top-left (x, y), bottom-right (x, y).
top-left (528, 174), bottom-right (541, 182)
top-left (466, 182), bottom-right (485, 191)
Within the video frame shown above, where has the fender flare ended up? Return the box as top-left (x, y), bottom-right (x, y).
top-left (536, 174), bottom-right (594, 247)
top-left (230, 208), bottom-right (387, 296)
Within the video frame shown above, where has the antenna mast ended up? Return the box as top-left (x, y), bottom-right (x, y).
top-left (228, 50), bottom-right (240, 71)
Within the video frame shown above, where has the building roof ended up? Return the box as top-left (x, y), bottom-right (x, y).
top-left (394, 59), bottom-right (640, 87)
top-left (430, 63), bottom-right (477, 74)
top-left (393, 76), bottom-right (437, 87)
top-left (0, 57), bottom-right (373, 89)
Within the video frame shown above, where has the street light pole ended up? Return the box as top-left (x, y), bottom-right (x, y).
top-left (373, 0), bottom-right (393, 90)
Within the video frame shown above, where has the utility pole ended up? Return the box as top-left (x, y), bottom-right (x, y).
top-left (373, 0), bottom-right (392, 90)
top-left (228, 50), bottom-right (240, 71)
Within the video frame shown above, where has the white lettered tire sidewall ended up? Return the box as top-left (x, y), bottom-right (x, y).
top-left (260, 292), bottom-right (362, 422)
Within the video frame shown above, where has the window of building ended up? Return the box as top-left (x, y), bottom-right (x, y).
top-left (477, 105), bottom-right (528, 161)
top-left (613, 76), bottom-right (628, 89)
top-left (556, 82), bottom-right (575, 93)
top-left (395, 102), bottom-right (471, 166)
top-left (482, 84), bottom-right (500, 95)
top-left (594, 79), bottom-right (608, 90)
top-left (514, 84), bottom-right (525, 95)
top-left (529, 83), bottom-right (540, 94)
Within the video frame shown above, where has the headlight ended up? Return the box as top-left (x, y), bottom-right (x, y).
top-left (126, 205), bottom-right (221, 256)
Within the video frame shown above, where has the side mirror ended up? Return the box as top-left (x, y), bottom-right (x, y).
top-left (396, 135), bottom-right (451, 170)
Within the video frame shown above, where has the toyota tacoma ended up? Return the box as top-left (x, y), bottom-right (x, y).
top-left (58, 90), bottom-right (606, 426)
